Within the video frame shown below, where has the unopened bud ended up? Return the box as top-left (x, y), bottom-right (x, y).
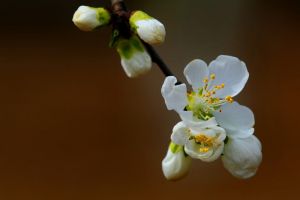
top-left (222, 136), bottom-right (262, 179)
top-left (116, 36), bottom-right (152, 78)
top-left (162, 142), bottom-right (192, 181)
top-left (73, 6), bottom-right (110, 31)
top-left (130, 11), bottom-right (166, 45)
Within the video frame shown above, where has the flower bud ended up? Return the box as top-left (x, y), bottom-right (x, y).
top-left (222, 135), bottom-right (262, 179)
top-left (73, 6), bottom-right (111, 31)
top-left (130, 11), bottom-right (166, 45)
top-left (162, 142), bottom-right (192, 181)
top-left (116, 36), bottom-right (152, 78)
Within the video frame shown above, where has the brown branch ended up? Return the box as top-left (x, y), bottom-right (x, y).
top-left (111, 0), bottom-right (123, 5)
top-left (142, 42), bottom-right (178, 79)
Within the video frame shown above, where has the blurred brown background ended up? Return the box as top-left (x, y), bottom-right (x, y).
top-left (0, 0), bottom-right (299, 199)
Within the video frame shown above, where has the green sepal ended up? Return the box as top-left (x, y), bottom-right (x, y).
top-left (129, 10), bottom-right (152, 30)
top-left (109, 29), bottom-right (120, 48)
top-left (169, 142), bottom-right (183, 154)
top-left (96, 7), bottom-right (111, 26)
top-left (115, 35), bottom-right (145, 60)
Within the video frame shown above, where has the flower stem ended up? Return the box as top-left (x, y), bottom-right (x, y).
top-left (110, 0), bottom-right (179, 82)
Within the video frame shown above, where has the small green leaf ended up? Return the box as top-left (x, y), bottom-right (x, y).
top-left (109, 29), bottom-right (120, 48)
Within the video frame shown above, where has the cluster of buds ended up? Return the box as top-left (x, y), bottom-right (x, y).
top-left (72, 3), bottom-right (166, 78)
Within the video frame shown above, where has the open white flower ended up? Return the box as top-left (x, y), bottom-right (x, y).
top-left (130, 11), bottom-right (166, 44)
top-left (162, 142), bottom-right (192, 181)
top-left (73, 6), bottom-right (111, 31)
top-left (116, 36), bottom-right (152, 78)
top-left (171, 120), bottom-right (226, 162)
top-left (161, 55), bottom-right (249, 123)
top-left (214, 102), bottom-right (262, 178)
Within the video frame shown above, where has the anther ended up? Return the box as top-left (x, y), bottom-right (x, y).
top-left (210, 74), bottom-right (216, 80)
top-left (225, 96), bottom-right (234, 103)
top-left (199, 147), bottom-right (209, 153)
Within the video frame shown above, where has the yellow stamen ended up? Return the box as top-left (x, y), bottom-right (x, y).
top-left (210, 74), bottom-right (216, 80)
top-left (194, 135), bottom-right (213, 145)
top-left (199, 147), bottom-right (210, 153)
top-left (203, 78), bottom-right (208, 83)
top-left (215, 84), bottom-right (224, 90)
top-left (225, 96), bottom-right (234, 103)
top-left (195, 135), bottom-right (206, 143)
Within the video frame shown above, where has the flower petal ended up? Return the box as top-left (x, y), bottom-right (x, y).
top-left (226, 128), bottom-right (255, 139)
top-left (184, 140), bottom-right (214, 160)
top-left (184, 59), bottom-right (209, 91)
top-left (171, 122), bottom-right (188, 145)
top-left (130, 10), bottom-right (166, 45)
top-left (222, 135), bottom-right (262, 179)
top-left (73, 6), bottom-right (102, 31)
top-left (184, 141), bottom-right (224, 162)
top-left (189, 124), bottom-right (225, 137)
top-left (204, 143), bottom-right (224, 162)
top-left (120, 51), bottom-right (152, 78)
top-left (161, 76), bottom-right (188, 111)
top-left (135, 19), bottom-right (166, 44)
top-left (214, 102), bottom-right (255, 138)
top-left (179, 111), bottom-right (218, 130)
top-left (117, 36), bottom-right (152, 78)
top-left (208, 55), bottom-right (249, 98)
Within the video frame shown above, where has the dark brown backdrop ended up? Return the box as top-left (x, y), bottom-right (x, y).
top-left (0, 0), bottom-right (299, 199)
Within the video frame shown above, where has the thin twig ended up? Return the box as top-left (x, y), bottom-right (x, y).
top-left (142, 42), bottom-right (176, 78)
top-left (111, 0), bottom-right (123, 5)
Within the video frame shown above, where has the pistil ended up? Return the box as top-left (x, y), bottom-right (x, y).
top-left (186, 74), bottom-right (234, 119)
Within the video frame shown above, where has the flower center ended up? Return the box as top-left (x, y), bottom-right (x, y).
top-left (193, 134), bottom-right (216, 153)
top-left (186, 74), bottom-right (233, 120)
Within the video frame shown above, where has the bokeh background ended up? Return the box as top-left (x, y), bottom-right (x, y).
top-left (0, 0), bottom-right (299, 199)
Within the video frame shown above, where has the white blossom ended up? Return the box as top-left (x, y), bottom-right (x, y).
top-left (161, 55), bottom-right (249, 124)
top-left (171, 120), bottom-right (226, 162)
